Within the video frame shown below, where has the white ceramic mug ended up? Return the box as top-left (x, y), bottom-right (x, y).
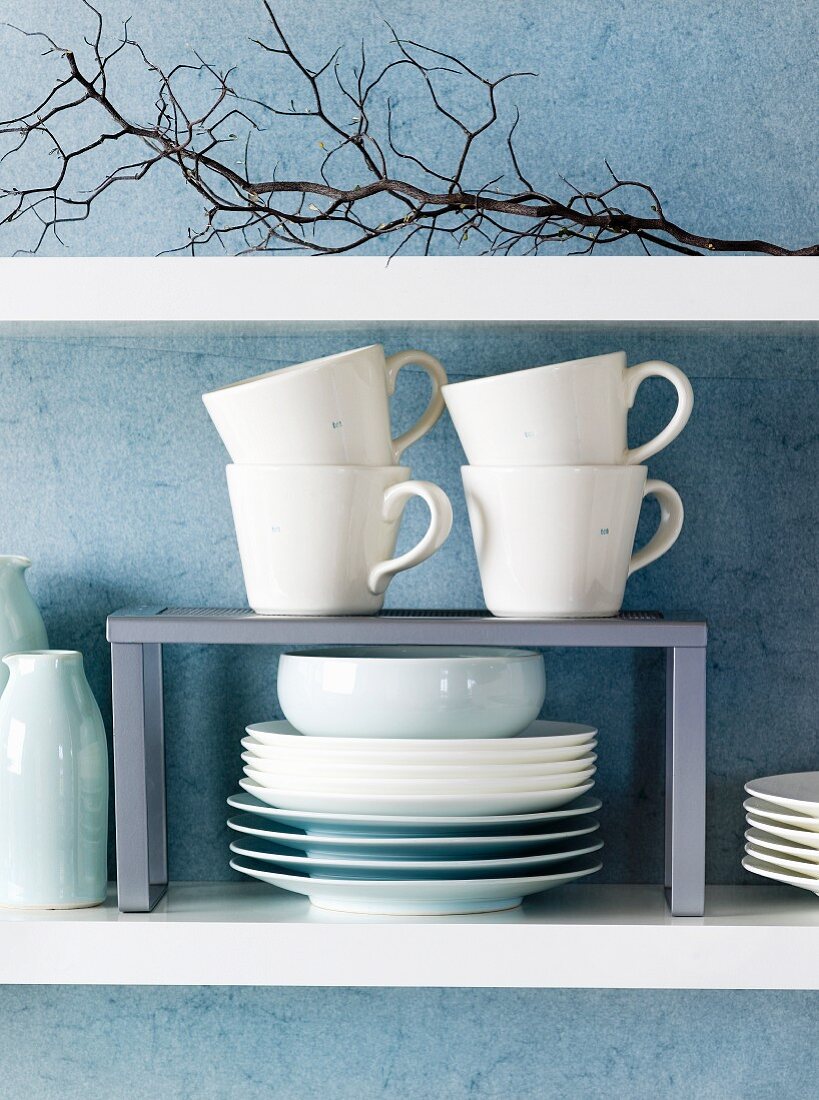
top-left (442, 351), bottom-right (693, 465)
top-left (227, 465), bottom-right (453, 615)
top-left (204, 344), bottom-right (447, 465)
top-left (462, 465), bottom-right (684, 618)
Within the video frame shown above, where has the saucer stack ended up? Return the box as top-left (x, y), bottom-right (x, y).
top-left (227, 646), bottom-right (603, 915)
top-left (743, 772), bottom-right (819, 897)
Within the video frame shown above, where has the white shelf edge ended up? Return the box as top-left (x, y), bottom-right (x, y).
top-left (1, 883), bottom-right (817, 988)
top-left (0, 257), bottom-right (816, 322)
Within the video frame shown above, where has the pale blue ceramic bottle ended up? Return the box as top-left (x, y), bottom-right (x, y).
top-left (0, 650), bottom-right (109, 908)
top-left (0, 555), bottom-right (49, 694)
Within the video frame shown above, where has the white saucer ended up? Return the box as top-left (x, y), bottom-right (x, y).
top-left (743, 797), bottom-right (819, 833)
top-left (226, 791), bottom-right (602, 836)
top-left (228, 834), bottom-right (604, 878)
top-left (238, 776), bottom-right (595, 816)
top-left (745, 843), bottom-right (819, 880)
top-left (745, 828), bottom-right (819, 864)
top-left (745, 813), bottom-right (819, 851)
top-left (742, 854), bottom-right (819, 897)
top-left (745, 774), bottom-right (819, 820)
top-left (230, 854), bottom-right (603, 915)
top-left (226, 812), bottom-right (600, 858)
top-left (246, 719), bottom-right (597, 754)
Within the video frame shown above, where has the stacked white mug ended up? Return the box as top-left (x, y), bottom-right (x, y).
top-left (442, 351), bottom-right (693, 618)
top-left (203, 344), bottom-right (453, 615)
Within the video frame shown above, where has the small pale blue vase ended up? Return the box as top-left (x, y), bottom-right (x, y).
top-left (0, 555), bottom-right (49, 694)
top-left (0, 650), bottom-right (109, 908)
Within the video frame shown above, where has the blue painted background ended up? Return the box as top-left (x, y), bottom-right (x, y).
top-left (1, 1), bottom-right (818, 1097)
top-left (0, 0), bottom-right (817, 255)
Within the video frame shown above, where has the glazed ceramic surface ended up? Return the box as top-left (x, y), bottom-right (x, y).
top-left (742, 855), bottom-right (819, 897)
top-left (0, 651), bottom-right (108, 908)
top-left (745, 773), bottom-right (819, 819)
top-left (228, 790), bottom-right (602, 835)
top-left (227, 465), bottom-right (452, 615)
top-left (242, 762), bottom-right (596, 794)
top-left (745, 814), bottom-right (819, 851)
top-left (246, 718), bottom-right (595, 753)
top-left (228, 834), bottom-right (604, 878)
top-left (226, 811), bottom-right (600, 858)
top-left (0, 556), bottom-right (49, 694)
top-left (462, 464), bottom-right (684, 617)
top-left (743, 797), bottom-right (819, 833)
top-left (745, 828), bottom-right (819, 863)
top-left (230, 854), bottom-right (603, 915)
top-left (276, 648), bottom-right (546, 738)
top-left (442, 351), bottom-right (693, 466)
top-left (203, 344), bottom-right (447, 465)
top-left (745, 840), bottom-right (819, 875)
top-left (237, 776), bottom-right (594, 816)
top-left (240, 744), bottom-right (597, 780)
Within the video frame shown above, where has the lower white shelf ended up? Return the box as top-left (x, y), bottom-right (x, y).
top-left (1, 882), bottom-right (817, 988)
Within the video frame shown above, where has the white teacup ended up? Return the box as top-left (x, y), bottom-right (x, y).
top-left (227, 465), bottom-right (453, 615)
top-left (204, 344), bottom-right (447, 465)
top-left (443, 351), bottom-right (693, 465)
top-left (462, 465), bottom-right (684, 618)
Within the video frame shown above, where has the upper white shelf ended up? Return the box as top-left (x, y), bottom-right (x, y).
top-left (0, 257), bottom-right (815, 323)
top-left (1, 883), bottom-right (817, 988)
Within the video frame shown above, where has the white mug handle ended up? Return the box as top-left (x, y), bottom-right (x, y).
top-left (628, 479), bottom-right (685, 576)
top-left (368, 480), bottom-right (453, 596)
top-left (385, 350), bottom-right (448, 462)
top-left (623, 360), bottom-right (694, 465)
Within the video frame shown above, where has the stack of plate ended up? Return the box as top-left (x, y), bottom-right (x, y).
top-left (228, 718), bottom-right (603, 914)
top-left (743, 772), bottom-right (819, 897)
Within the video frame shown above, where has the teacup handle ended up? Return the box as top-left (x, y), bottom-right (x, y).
top-left (385, 350), bottom-right (448, 462)
top-left (623, 360), bottom-right (694, 465)
top-left (368, 481), bottom-right (453, 596)
top-left (628, 479), bottom-right (685, 576)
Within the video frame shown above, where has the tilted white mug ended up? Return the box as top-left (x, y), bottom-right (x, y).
top-left (226, 465), bottom-right (453, 615)
top-left (443, 351), bottom-right (693, 465)
top-left (204, 344), bottom-right (447, 465)
top-left (462, 465), bottom-right (684, 618)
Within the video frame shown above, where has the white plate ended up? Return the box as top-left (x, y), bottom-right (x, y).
top-left (226, 811), bottom-right (600, 858)
top-left (242, 734), bottom-right (597, 767)
top-left (745, 813), bottom-right (819, 852)
top-left (227, 791), bottom-right (602, 836)
top-left (229, 835), bottom-right (604, 878)
top-left (745, 828), bottom-right (819, 864)
top-left (238, 776), bottom-right (595, 816)
top-left (240, 741), bottom-right (597, 779)
top-left (230, 854), bottom-right (603, 914)
top-left (742, 854), bottom-right (819, 897)
top-left (745, 773), bottom-right (819, 820)
top-left (745, 842), bottom-right (819, 880)
top-left (242, 762), bottom-right (596, 794)
top-left (743, 797), bottom-right (819, 833)
top-left (246, 719), bottom-right (597, 754)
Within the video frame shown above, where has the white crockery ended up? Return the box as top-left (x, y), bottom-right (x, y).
top-left (745, 828), bottom-right (819, 865)
top-left (743, 798), bottom-right (819, 833)
top-left (742, 855), bottom-right (819, 897)
top-left (240, 746), bottom-right (597, 780)
top-left (238, 776), bottom-right (594, 816)
top-left (230, 855), bottom-right (603, 915)
top-left (442, 350), bottom-right (693, 466)
top-left (276, 647), bottom-right (545, 739)
top-left (242, 763), bottom-right (596, 794)
top-left (246, 719), bottom-right (594, 753)
top-left (744, 773), bottom-right (819, 820)
top-left (227, 790), bottom-right (602, 835)
top-left (462, 464), bottom-right (683, 617)
top-left (203, 344), bottom-right (447, 465)
top-left (229, 835), bottom-right (604, 878)
top-left (745, 843), bottom-right (819, 879)
top-left (745, 813), bottom-right (819, 851)
top-left (227, 466), bottom-right (452, 615)
top-left (226, 811), bottom-right (600, 858)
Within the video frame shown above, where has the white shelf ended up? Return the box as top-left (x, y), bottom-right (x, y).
top-left (0, 257), bottom-right (815, 322)
top-left (1, 883), bottom-right (817, 988)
